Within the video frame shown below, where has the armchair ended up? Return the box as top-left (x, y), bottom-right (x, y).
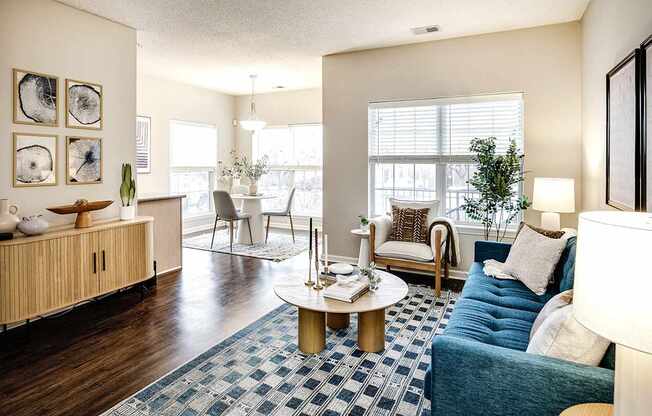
top-left (369, 214), bottom-right (447, 297)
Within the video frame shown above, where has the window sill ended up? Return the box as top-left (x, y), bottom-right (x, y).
top-left (456, 223), bottom-right (517, 239)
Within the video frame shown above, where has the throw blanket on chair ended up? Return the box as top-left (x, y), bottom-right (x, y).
top-left (429, 218), bottom-right (461, 268)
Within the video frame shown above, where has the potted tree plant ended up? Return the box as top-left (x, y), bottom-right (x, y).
top-left (461, 137), bottom-right (531, 241)
top-left (120, 163), bottom-right (136, 220)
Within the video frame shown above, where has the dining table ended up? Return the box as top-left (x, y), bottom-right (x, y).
top-left (230, 193), bottom-right (277, 244)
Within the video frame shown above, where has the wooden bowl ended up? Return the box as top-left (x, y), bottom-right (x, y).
top-left (47, 200), bottom-right (113, 228)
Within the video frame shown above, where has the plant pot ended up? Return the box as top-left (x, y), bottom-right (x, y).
top-left (248, 181), bottom-right (258, 195)
top-left (360, 223), bottom-right (369, 232)
top-left (0, 199), bottom-right (20, 233)
top-left (120, 206), bottom-right (136, 221)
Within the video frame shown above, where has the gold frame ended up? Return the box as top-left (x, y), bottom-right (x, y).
top-left (12, 132), bottom-right (59, 188)
top-left (13, 68), bottom-right (59, 127)
top-left (65, 79), bottom-right (103, 130)
top-left (66, 136), bottom-right (103, 185)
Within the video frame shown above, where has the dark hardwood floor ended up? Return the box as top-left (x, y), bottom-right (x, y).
top-left (0, 243), bottom-right (461, 416)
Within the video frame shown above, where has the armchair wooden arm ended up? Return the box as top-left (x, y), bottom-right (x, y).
top-left (370, 223), bottom-right (444, 297)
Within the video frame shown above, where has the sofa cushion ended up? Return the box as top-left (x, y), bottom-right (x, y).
top-left (443, 270), bottom-right (553, 351)
top-left (375, 240), bottom-right (434, 262)
top-left (554, 236), bottom-right (576, 293)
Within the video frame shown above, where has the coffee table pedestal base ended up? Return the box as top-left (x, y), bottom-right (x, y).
top-left (298, 308), bottom-right (325, 354)
top-left (358, 309), bottom-right (386, 352)
top-left (327, 312), bottom-right (350, 329)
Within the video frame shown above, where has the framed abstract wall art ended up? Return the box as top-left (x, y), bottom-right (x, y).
top-left (13, 69), bottom-right (59, 127)
top-left (606, 49), bottom-right (642, 211)
top-left (136, 115), bottom-right (152, 174)
top-left (66, 79), bottom-right (103, 130)
top-left (66, 136), bottom-right (103, 185)
top-left (13, 133), bottom-right (58, 187)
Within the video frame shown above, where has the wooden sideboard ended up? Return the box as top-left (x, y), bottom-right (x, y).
top-left (0, 217), bottom-right (154, 326)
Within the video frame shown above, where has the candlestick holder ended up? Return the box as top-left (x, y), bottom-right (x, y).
top-left (305, 249), bottom-right (314, 286)
top-left (313, 261), bottom-right (323, 290)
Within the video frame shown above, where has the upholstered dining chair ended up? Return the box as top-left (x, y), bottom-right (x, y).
top-left (211, 191), bottom-right (253, 252)
top-left (262, 187), bottom-right (296, 243)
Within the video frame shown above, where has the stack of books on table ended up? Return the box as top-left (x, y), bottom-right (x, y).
top-left (323, 277), bottom-right (369, 303)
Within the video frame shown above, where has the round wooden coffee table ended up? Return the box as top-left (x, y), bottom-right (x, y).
top-left (274, 270), bottom-right (408, 354)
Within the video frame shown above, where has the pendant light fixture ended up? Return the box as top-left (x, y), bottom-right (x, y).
top-left (239, 74), bottom-right (266, 131)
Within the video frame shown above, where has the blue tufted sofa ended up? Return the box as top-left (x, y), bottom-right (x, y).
top-left (424, 238), bottom-right (614, 416)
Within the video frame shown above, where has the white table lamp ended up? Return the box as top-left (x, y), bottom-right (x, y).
top-left (575, 211), bottom-right (652, 416)
top-left (532, 177), bottom-right (575, 230)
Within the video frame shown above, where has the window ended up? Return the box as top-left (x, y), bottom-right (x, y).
top-left (368, 94), bottom-right (524, 225)
top-left (252, 124), bottom-right (322, 217)
top-left (169, 120), bottom-right (218, 217)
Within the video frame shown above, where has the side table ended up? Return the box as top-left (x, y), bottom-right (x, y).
top-left (560, 403), bottom-right (613, 416)
top-left (351, 228), bottom-right (370, 268)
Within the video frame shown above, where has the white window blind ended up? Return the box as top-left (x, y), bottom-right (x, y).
top-left (170, 120), bottom-right (217, 168)
top-left (369, 94), bottom-right (523, 162)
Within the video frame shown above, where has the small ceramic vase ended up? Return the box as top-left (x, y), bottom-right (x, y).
top-left (120, 205), bottom-right (136, 220)
top-left (17, 215), bottom-right (49, 236)
top-left (248, 181), bottom-right (258, 195)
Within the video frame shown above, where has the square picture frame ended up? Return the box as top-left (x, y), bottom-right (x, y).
top-left (13, 69), bottom-right (59, 127)
top-left (13, 133), bottom-right (58, 187)
top-left (66, 136), bottom-right (103, 185)
top-left (606, 49), bottom-right (643, 211)
top-left (65, 79), bottom-right (103, 130)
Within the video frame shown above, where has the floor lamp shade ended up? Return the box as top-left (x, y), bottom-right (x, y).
top-left (532, 178), bottom-right (575, 230)
top-left (575, 211), bottom-right (652, 416)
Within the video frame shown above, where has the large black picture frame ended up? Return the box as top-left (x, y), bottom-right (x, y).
top-left (606, 49), bottom-right (643, 211)
top-left (641, 34), bottom-right (652, 211)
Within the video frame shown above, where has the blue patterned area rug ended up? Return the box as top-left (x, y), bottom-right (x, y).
top-left (102, 285), bottom-right (457, 416)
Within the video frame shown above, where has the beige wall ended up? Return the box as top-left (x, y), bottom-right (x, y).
top-left (0, 0), bottom-right (136, 225)
top-left (581, 0), bottom-right (652, 211)
top-left (323, 23), bottom-right (582, 264)
top-left (235, 88), bottom-right (322, 157)
top-left (137, 75), bottom-right (236, 194)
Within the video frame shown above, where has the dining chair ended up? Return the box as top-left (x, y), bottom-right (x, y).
top-left (262, 187), bottom-right (296, 243)
top-left (211, 191), bottom-right (253, 251)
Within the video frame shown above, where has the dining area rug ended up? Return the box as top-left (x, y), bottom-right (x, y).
top-left (184, 229), bottom-right (309, 262)
top-left (101, 285), bottom-right (456, 416)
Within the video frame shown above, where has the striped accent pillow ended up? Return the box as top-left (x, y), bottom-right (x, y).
top-left (389, 206), bottom-right (430, 244)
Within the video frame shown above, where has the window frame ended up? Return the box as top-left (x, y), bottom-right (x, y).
top-left (368, 94), bottom-right (525, 227)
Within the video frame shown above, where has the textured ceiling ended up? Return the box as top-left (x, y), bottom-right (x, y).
top-left (58, 0), bottom-right (590, 95)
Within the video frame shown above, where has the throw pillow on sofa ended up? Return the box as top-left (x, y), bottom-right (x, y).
top-left (527, 304), bottom-right (610, 366)
top-left (530, 289), bottom-right (573, 339)
top-left (516, 222), bottom-right (566, 239)
top-left (502, 225), bottom-right (567, 295)
top-left (389, 206), bottom-right (429, 244)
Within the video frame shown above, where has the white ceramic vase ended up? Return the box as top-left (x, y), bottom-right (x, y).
top-left (17, 215), bottom-right (49, 236)
top-left (0, 199), bottom-right (20, 233)
top-left (120, 205), bottom-right (136, 221)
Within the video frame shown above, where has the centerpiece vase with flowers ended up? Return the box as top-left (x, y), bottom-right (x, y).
top-left (241, 155), bottom-right (270, 195)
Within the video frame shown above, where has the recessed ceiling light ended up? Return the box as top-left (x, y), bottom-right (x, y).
top-left (412, 25), bottom-right (440, 35)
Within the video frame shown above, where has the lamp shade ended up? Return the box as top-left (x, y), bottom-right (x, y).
top-left (532, 177), bottom-right (575, 213)
top-left (574, 211), bottom-right (652, 353)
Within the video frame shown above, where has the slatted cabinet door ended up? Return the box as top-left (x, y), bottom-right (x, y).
top-left (98, 223), bottom-right (150, 293)
top-left (0, 234), bottom-right (99, 323)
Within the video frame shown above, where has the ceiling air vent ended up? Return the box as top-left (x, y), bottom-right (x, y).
top-left (412, 25), bottom-right (440, 35)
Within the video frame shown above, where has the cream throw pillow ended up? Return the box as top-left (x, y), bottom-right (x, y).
top-left (503, 225), bottom-right (567, 295)
top-left (527, 304), bottom-right (610, 366)
top-left (530, 290), bottom-right (573, 340)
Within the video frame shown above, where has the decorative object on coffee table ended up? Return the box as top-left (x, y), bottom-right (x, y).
top-left (575, 211), bottom-right (652, 416)
top-left (17, 215), bottom-right (49, 236)
top-left (47, 199), bottom-right (113, 228)
top-left (66, 136), bottom-right (102, 184)
top-left (532, 177), bottom-right (575, 230)
top-left (274, 270), bottom-right (408, 354)
top-left (0, 199), bottom-right (20, 233)
top-left (120, 163), bottom-right (136, 220)
top-left (306, 217), bottom-right (314, 286)
top-left (560, 403), bottom-right (613, 416)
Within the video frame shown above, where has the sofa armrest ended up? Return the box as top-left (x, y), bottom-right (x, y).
top-left (370, 215), bottom-right (392, 250)
top-left (430, 336), bottom-right (614, 416)
top-left (474, 240), bottom-right (512, 263)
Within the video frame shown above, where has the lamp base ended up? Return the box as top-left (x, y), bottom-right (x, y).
top-left (540, 212), bottom-right (561, 231)
top-left (614, 345), bottom-right (652, 416)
